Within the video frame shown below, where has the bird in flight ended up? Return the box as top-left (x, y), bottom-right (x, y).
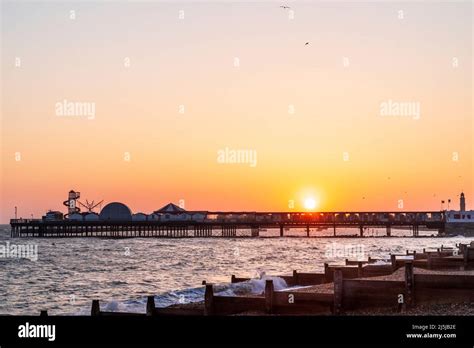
top-left (305, 42), bottom-right (309, 46)
top-left (280, 5), bottom-right (291, 9)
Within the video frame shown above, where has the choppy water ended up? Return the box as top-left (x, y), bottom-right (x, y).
top-left (1, 225), bottom-right (472, 315)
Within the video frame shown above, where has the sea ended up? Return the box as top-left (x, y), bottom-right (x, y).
top-left (1, 224), bottom-right (472, 315)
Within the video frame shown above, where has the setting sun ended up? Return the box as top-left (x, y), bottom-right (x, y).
top-left (304, 198), bottom-right (318, 210)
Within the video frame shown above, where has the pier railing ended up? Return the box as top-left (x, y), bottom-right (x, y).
top-left (205, 211), bottom-right (445, 224)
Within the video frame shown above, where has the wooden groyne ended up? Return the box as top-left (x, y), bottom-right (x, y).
top-left (35, 242), bottom-right (474, 317)
top-left (203, 243), bottom-right (474, 315)
top-left (11, 210), bottom-right (445, 238)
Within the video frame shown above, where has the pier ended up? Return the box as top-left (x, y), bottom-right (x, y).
top-left (10, 211), bottom-right (445, 238)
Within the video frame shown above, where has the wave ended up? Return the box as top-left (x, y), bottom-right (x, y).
top-left (370, 260), bottom-right (390, 265)
top-left (74, 274), bottom-right (289, 314)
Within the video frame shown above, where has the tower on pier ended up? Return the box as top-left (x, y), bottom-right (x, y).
top-left (460, 192), bottom-right (466, 212)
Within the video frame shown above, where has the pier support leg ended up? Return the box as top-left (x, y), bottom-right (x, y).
top-left (279, 225), bottom-right (284, 237)
top-left (413, 225), bottom-right (419, 237)
top-left (359, 226), bottom-right (363, 237)
top-left (306, 225), bottom-right (310, 237)
top-left (251, 227), bottom-right (259, 237)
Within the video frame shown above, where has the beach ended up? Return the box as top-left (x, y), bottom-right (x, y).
top-left (2, 225), bottom-right (473, 315)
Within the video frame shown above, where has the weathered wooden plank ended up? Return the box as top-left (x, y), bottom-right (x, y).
top-left (273, 291), bottom-right (333, 306)
top-left (212, 296), bottom-right (265, 315)
top-left (342, 280), bottom-right (405, 309)
top-left (414, 274), bottom-right (474, 288)
top-left (293, 272), bottom-right (326, 285)
top-left (152, 307), bottom-right (203, 316)
top-left (415, 288), bottom-right (474, 304)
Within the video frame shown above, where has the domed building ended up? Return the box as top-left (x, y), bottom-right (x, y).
top-left (84, 212), bottom-right (100, 221)
top-left (132, 212), bottom-right (148, 221)
top-left (68, 212), bottom-right (84, 221)
top-left (99, 202), bottom-right (132, 221)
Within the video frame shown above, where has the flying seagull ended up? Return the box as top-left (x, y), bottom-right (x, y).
top-left (305, 42), bottom-right (309, 46)
top-left (280, 5), bottom-right (291, 9)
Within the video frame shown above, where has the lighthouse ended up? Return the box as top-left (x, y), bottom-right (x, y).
top-left (460, 192), bottom-right (466, 212)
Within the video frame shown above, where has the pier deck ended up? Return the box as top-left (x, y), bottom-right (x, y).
top-left (10, 211), bottom-right (445, 238)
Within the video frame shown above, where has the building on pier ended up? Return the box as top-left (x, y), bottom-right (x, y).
top-left (446, 193), bottom-right (473, 222)
top-left (85, 212), bottom-right (100, 221)
top-left (152, 203), bottom-right (207, 222)
top-left (68, 212), bottom-right (84, 221)
top-left (445, 193), bottom-right (474, 236)
top-left (132, 213), bottom-right (148, 221)
top-left (99, 202), bottom-right (132, 221)
top-left (42, 210), bottom-right (64, 221)
top-left (460, 192), bottom-right (466, 212)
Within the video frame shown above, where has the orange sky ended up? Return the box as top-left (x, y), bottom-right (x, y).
top-left (1, 2), bottom-right (472, 222)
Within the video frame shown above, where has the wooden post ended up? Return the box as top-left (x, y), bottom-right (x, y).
top-left (404, 261), bottom-right (414, 307)
top-left (231, 275), bottom-right (236, 283)
top-left (357, 261), bottom-right (363, 277)
top-left (202, 280), bottom-right (207, 285)
top-left (265, 279), bottom-right (274, 314)
top-left (91, 300), bottom-right (100, 316)
top-left (463, 248), bottom-right (468, 270)
top-left (146, 296), bottom-right (155, 316)
top-left (333, 268), bottom-right (343, 315)
top-left (204, 284), bottom-right (214, 316)
top-left (390, 254), bottom-right (397, 272)
top-left (40, 310), bottom-right (48, 317)
top-left (324, 263), bottom-right (329, 282)
top-left (279, 225), bottom-right (284, 237)
top-left (292, 270), bottom-right (298, 285)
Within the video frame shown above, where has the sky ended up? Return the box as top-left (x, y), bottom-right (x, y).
top-left (1, 1), bottom-right (473, 222)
